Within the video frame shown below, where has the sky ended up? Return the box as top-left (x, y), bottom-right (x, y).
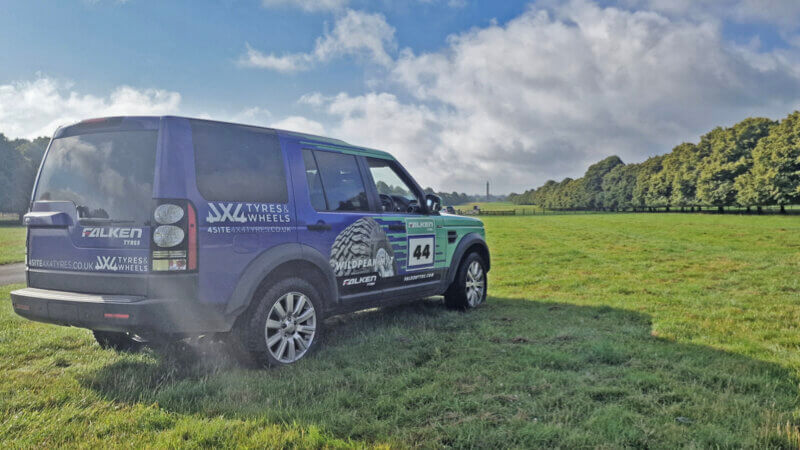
top-left (2, 0), bottom-right (800, 194)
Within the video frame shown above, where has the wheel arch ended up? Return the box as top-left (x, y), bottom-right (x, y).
top-left (224, 243), bottom-right (337, 321)
top-left (445, 232), bottom-right (490, 288)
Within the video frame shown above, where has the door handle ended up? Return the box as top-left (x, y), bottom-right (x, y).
top-left (307, 221), bottom-right (332, 232)
top-left (388, 224), bottom-right (406, 232)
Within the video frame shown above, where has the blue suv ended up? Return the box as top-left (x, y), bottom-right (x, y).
top-left (11, 116), bottom-right (490, 366)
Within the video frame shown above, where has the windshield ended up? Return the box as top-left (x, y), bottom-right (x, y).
top-left (34, 130), bottom-right (157, 224)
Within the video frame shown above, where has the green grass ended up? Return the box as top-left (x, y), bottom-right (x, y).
top-left (3, 214), bottom-right (800, 447)
top-left (0, 227), bottom-right (25, 265)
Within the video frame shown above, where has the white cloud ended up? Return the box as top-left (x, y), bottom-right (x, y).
top-left (226, 106), bottom-right (273, 126)
top-left (239, 43), bottom-right (312, 73)
top-left (240, 9), bottom-right (396, 72)
top-left (270, 116), bottom-right (327, 135)
top-left (261, 0), bottom-right (349, 12)
top-left (298, 92), bottom-right (327, 107)
top-left (321, 92), bottom-right (451, 183)
top-left (417, 0), bottom-right (467, 7)
top-left (0, 77), bottom-right (181, 139)
top-left (616, 0), bottom-right (800, 29)
top-left (259, 0), bottom-right (465, 12)
top-left (298, 0), bottom-right (800, 193)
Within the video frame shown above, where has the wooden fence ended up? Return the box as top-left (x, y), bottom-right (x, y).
top-left (455, 204), bottom-right (800, 217)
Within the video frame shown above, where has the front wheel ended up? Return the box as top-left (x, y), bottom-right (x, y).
top-left (235, 277), bottom-right (323, 367)
top-left (445, 253), bottom-right (488, 310)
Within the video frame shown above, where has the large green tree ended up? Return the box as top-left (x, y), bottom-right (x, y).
top-left (696, 118), bottom-right (776, 210)
top-left (601, 163), bottom-right (639, 211)
top-left (735, 112), bottom-right (800, 212)
top-left (662, 143), bottom-right (706, 209)
top-left (632, 155), bottom-right (665, 210)
top-left (581, 155), bottom-right (623, 210)
top-left (563, 178), bottom-right (585, 210)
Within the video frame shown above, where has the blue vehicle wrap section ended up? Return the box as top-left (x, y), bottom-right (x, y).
top-left (173, 118), bottom-right (300, 306)
top-left (195, 200), bottom-right (298, 305)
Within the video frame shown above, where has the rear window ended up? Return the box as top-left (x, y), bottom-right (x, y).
top-left (192, 121), bottom-right (288, 203)
top-left (34, 130), bottom-right (157, 224)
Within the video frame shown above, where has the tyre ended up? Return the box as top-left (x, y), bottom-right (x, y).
top-left (330, 217), bottom-right (396, 278)
top-left (445, 252), bottom-right (488, 310)
top-left (234, 277), bottom-right (323, 367)
top-left (92, 330), bottom-right (143, 352)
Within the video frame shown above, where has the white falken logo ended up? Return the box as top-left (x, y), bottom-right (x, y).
top-left (407, 221), bottom-right (434, 230)
top-left (95, 256), bottom-right (119, 271)
top-left (206, 203), bottom-right (247, 224)
top-left (82, 227), bottom-right (142, 239)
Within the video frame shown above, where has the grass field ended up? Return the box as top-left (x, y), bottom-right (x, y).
top-left (2, 214), bottom-right (800, 447)
top-left (0, 226), bottom-right (25, 265)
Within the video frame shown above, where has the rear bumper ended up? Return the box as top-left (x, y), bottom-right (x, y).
top-left (10, 287), bottom-right (231, 334)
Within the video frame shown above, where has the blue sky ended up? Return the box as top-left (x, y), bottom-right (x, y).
top-left (2, 0), bottom-right (800, 194)
top-left (0, 1), bottom-right (528, 118)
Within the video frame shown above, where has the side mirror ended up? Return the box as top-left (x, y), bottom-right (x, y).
top-left (425, 194), bottom-right (442, 213)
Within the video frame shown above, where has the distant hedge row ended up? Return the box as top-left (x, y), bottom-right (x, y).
top-left (509, 111), bottom-right (800, 212)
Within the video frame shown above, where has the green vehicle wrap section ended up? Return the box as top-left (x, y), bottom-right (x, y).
top-left (439, 215), bottom-right (486, 270)
top-left (373, 214), bottom-right (485, 276)
top-left (325, 212), bottom-right (486, 296)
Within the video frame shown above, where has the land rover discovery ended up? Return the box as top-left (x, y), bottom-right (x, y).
top-left (10, 116), bottom-right (490, 366)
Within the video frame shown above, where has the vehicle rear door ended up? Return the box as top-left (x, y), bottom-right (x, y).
top-left (25, 118), bottom-right (159, 293)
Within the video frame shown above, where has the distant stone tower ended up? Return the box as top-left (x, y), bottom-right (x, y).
top-left (486, 181), bottom-right (490, 201)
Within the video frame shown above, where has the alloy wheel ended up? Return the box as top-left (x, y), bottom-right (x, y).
top-left (465, 261), bottom-right (485, 307)
top-left (265, 291), bottom-right (317, 363)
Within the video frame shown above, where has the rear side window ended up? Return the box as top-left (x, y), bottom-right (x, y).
top-left (302, 150), bottom-right (328, 210)
top-left (192, 121), bottom-right (288, 203)
top-left (309, 150), bottom-right (369, 212)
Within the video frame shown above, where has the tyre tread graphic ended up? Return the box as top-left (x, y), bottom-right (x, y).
top-left (329, 217), bottom-right (396, 277)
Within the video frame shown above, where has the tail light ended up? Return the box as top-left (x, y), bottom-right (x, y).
top-left (187, 202), bottom-right (197, 270)
top-left (151, 200), bottom-right (197, 272)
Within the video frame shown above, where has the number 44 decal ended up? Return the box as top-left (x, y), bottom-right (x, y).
top-left (407, 235), bottom-right (435, 269)
top-left (413, 244), bottom-right (431, 260)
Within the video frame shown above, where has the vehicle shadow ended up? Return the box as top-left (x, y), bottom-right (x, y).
top-left (80, 297), bottom-right (800, 448)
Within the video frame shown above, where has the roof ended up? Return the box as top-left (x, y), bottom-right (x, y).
top-left (59, 115), bottom-right (396, 160)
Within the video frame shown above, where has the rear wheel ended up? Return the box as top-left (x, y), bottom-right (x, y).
top-left (92, 330), bottom-right (143, 352)
top-left (445, 253), bottom-right (487, 310)
top-left (234, 277), bottom-right (323, 367)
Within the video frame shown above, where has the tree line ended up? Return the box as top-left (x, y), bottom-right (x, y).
top-left (0, 134), bottom-right (49, 220)
top-left (422, 188), bottom-right (485, 207)
top-left (509, 111), bottom-right (800, 213)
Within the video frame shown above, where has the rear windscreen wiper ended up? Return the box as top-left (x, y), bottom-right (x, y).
top-left (78, 218), bottom-right (136, 225)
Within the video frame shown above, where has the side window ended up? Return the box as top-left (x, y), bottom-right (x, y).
top-left (366, 157), bottom-right (422, 213)
top-left (313, 151), bottom-right (370, 212)
top-left (302, 149), bottom-right (328, 211)
top-left (192, 121), bottom-right (288, 203)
